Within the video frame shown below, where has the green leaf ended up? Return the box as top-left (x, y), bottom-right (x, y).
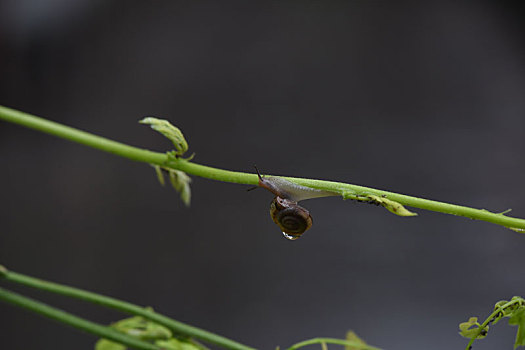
top-left (511, 296), bottom-right (525, 303)
top-left (94, 339), bottom-right (127, 350)
top-left (149, 166), bottom-right (192, 206)
top-left (459, 317), bottom-right (488, 339)
top-left (342, 191), bottom-right (358, 200)
top-left (110, 315), bottom-right (172, 341)
top-left (366, 195), bottom-right (418, 217)
top-left (154, 339), bottom-right (182, 350)
top-left (345, 331), bottom-right (367, 350)
top-left (494, 300), bottom-right (509, 325)
top-left (95, 315), bottom-right (179, 350)
top-left (494, 298), bottom-right (524, 319)
top-left (342, 192), bottom-right (417, 216)
top-left (508, 308), bottom-right (525, 348)
top-left (152, 165), bottom-right (165, 186)
top-left (155, 338), bottom-right (202, 350)
top-left (140, 117), bottom-right (188, 157)
top-left (495, 300), bottom-right (509, 311)
top-left (168, 169), bottom-right (192, 207)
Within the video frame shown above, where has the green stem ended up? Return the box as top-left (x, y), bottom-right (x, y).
top-left (0, 266), bottom-right (255, 350)
top-left (0, 287), bottom-right (161, 350)
top-left (464, 299), bottom-right (522, 350)
top-left (286, 337), bottom-right (381, 350)
top-left (1, 104), bottom-right (525, 231)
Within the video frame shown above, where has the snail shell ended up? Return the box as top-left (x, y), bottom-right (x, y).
top-left (270, 196), bottom-right (312, 239)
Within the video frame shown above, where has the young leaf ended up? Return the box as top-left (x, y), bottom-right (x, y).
top-left (152, 165), bottom-right (165, 186)
top-left (95, 315), bottom-right (176, 350)
top-left (155, 338), bottom-right (202, 350)
top-left (139, 117), bottom-right (188, 157)
top-left (168, 169), bottom-right (192, 207)
top-left (508, 308), bottom-right (525, 349)
top-left (495, 300), bottom-right (509, 311)
top-left (345, 331), bottom-right (367, 350)
top-left (495, 300), bottom-right (517, 318)
top-left (342, 191), bottom-right (358, 200)
top-left (459, 317), bottom-right (488, 339)
top-left (366, 195), bottom-right (418, 217)
top-left (94, 339), bottom-right (127, 350)
top-left (111, 315), bottom-right (172, 341)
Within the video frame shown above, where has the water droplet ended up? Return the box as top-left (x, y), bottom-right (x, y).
top-left (508, 227), bottom-right (525, 233)
top-left (282, 232), bottom-right (301, 241)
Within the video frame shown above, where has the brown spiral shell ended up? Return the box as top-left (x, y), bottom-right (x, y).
top-left (270, 196), bottom-right (313, 239)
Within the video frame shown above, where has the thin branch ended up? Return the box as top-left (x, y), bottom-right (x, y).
top-left (0, 287), bottom-right (161, 350)
top-left (286, 337), bottom-right (381, 350)
top-left (464, 299), bottom-right (522, 350)
top-left (0, 266), bottom-right (255, 350)
top-left (1, 104), bottom-right (524, 231)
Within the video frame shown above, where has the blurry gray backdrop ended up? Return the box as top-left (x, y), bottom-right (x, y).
top-left (1, 1), bottom-right (524, 349)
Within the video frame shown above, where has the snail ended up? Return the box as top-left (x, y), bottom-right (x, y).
top-left (255, 167), bottom-right (338, 240)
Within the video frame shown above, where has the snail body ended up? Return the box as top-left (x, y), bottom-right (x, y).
top-left (256, 168), bottom-right (337, 240)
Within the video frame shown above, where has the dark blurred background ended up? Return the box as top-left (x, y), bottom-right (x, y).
top-left (1, 1), bottom-right (524, 349)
